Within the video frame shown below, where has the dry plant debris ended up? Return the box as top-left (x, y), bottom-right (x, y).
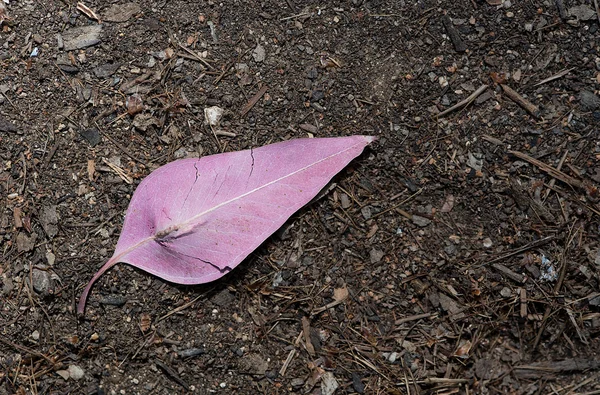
top-left (1, 0), bottom-right (600, 393)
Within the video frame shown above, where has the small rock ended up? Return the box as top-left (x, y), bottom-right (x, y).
top-left (62, 25), bottom-right (103, 51)
top-left (411, 215), bottom-right (431, 227)
top-left (133, 113), bottom-right (159, 132)
top-left (211, 289), bottom-right (235, 307)
top-left (467, 152), bottom-right (483, 171)
top-left (40, 205), bottom-right (59, 238)
top-left (483, 237), bottom-right (493, 248)
top-left (474, 358), bottom-right (503, 380)
top-left (340, 193), bottom-right (351, 209)
top-left (204, 106), bottom-right (224, 126)
top-left (46, 251), bottom-right (56, 266)
top-left (352, 372), bottom-right (365, 393)
top-left (299, 123), bottom-right (318, 133)
top-left (2, 277), bottom-right (14, 295)
top-left (500, 287), bottom-right (512, 298)
top-left (68, 365), bottom-right (85, 381)
top-left (237, 353), bottom-right (268, 375)
top-left (32, 268), bottom-right (53, 295)
top-left (311, 90), bottom-right (325, 102)
top-left (361, 206), bottom-right (372, 220)
top-left (174, 147), bottom-right (188, 159)
top-left (290, 378), bottom-right (304, 387)
top-left (321, 372), bottom-right (339, 395)
top-left (568, 4), bottom-right (596, 21)
top-left (93, 63), bottom-right (120, 78)
top-left (99, 295), bottom-right (127, 306)
top-left (103, 3), bottom-right (141, 23)
top-left (56, 370), bottom-right (70, 380)
top-left (80, 128), bottom-right (100, 147)
top-left (177, 348), bottom-right (205, 358)
top-left (580, 90), bottom-right (600, 111)
top-left (16, 232), bottom-right (36, 253)
top-left (252, 44), bottom-right (266, 62)
top-left (0, 114), bottom-right (17, 133)
top-left (370, 248), bottom-right (384, 263)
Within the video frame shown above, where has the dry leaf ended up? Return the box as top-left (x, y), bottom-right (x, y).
top-left (454, 340), bottom-right (472, 358)
top-left (333, 286), bottom-right (349, 302)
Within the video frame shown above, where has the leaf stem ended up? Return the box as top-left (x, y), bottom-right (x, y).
top-left (76, 256), bottom-right (119, 315)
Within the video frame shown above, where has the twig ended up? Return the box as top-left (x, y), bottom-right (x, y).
top-left (594, 0), bottom-right (600, 25)
top-left (43, 142), bottom-right (60, 169)
top-left (484, 235), bottom-right (556, 265)
top-left (437, 85), bottom-right (488, 118)
top-left (176, 42), bottom-right (214, 70)
top-left (520, 288), bottom-right (528, 318)
top-left (97, 124), bottom-right (150, 167)
top-left (157, 294), bottom-right (204, 322)
top-left (394, 312), bottom-right (435, 325)
top-left (213, 61), bottom-right (234, 86)
top-left (372, 188), bottom-right (423, 219)
top-left (420, 378), bottom-right (469, 384)
top-left (285, 0), bottom-right (296, 12)
top-left (492, 263), bottom-right (525, 283)
top-left (155, 359), bottom-right (190, 390)
top-left (280, 12), bottom-right (310, 21)
top-left (501, 84), bottom-right (540, 118)
top-left (533, 68), bottom-right (574, 87)
top-left (532, 224), bottom-right (577, 351)
top-left (508, 150), bottom-right (583, 189)
top-left (102, 158), bottom-right (133, 184)
top-left (279, 349), bottom-right (296, 376)
top-left (0, 336), bottom-right (56, 365)
top-left (240, 85), bottom-right (269, 117)
top-left (543, 149), bottom-right (569, 200)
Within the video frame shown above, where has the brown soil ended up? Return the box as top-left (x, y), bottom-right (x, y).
top-left (1, 0), bottom-right (600, 394)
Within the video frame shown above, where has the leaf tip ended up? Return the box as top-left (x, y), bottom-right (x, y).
top-left (363, 135), bottom-right (377, 144)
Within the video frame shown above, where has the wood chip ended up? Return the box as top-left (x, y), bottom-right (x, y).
top-left (301, 317), bottom-right (316, 356)
top-left (441, 15), bottom-right (466, 52)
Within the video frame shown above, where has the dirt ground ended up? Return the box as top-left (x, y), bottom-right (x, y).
top-left (1, 0), bottom-right (600, 393)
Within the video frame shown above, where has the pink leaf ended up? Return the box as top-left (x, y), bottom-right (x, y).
top-left (78, 136), bottom-right (375, 314)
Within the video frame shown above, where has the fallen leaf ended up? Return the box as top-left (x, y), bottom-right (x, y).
top-left (333, 286), bottom-right (349, 302)
top-left (78, 136), bottom-right (375, 313)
